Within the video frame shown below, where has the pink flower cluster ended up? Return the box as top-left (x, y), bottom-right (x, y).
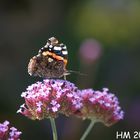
top-left (17, 79), bottom-right (124, 126)
top-left (0, 120), bottom-right (22, 140)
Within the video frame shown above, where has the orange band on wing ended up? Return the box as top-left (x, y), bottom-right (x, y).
top-left (42, 51), bottom-right (67, 65)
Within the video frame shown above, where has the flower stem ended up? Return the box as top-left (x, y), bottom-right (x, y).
top-left (80, 120), bottom-right (95, 140)
top-left (50, 118), bottom-right (58, 140)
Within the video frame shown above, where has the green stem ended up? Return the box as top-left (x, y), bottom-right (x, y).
top-left (50, 118), bottom-right (58, 140)
top-left (80, 120), bottom-right (95, 140)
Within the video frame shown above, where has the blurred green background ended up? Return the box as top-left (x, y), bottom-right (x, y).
top-left (0, 0), bottom-right (140, 139)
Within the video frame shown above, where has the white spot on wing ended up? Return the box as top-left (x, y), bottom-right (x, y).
top-left (49, 45), bottom-right (53, 48)
top-left (37, 54), bottom-right (41, 57)
top-left (62, 46), bottom-right (67, 49)
top-left (38, 50), bottom-right (41, 53)
top-left (62, 51), bottom-right (68, 55)
top-left (46, 42), bottom-right (50, 45)
top-left (44, 45), bottom-right (48, 48)
top-left (54, 46), bottom-right (62, 51)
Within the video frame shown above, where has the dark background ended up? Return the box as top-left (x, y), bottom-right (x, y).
top-left (0, 0), bottom-right (140, 139)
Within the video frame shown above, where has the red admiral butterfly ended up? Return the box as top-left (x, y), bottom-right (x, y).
top-left (28, 37), bottom-right (69, 78)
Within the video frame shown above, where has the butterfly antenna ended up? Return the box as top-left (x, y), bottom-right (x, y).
top-left (67, 70), bottom-right (87, 76)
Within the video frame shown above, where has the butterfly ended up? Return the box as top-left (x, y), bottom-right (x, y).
top-left (28, 37), bottom-right (69, 78)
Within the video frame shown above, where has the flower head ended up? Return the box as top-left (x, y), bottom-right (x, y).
top-left (18, 79), bottom-right (124, 126)
top-left (79, 39), bottom-right (102, 64)
top-left (0, 120), bottom-right (22, 140)
top-left (17, 79), bottom-right (79, 120)
top-left (77, 88), bottom-right (124, 126)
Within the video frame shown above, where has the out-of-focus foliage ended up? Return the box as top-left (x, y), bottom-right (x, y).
top-left (68, 0), bottom-right (140, 47)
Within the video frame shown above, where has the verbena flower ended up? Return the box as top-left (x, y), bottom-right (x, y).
top-left (17, 79), bottom-right (124, 126)
top-left (17, 79), bottom-right (79, 120)
top-left (75, 88), bottom-right (124, 126)
top-left (0, 120), bottom-right (22, 140)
